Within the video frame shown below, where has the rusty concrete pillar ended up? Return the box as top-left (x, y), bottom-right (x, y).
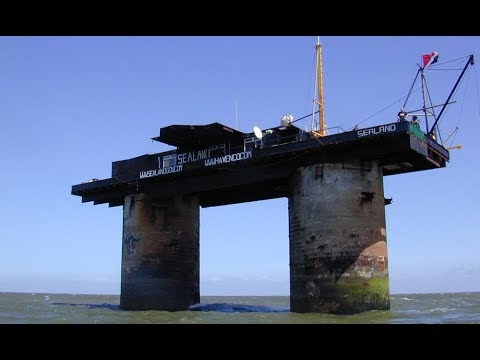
top-left (288, 160), bottom-right (389, 314)
top-left (120, 193), bottom-right (199, 311)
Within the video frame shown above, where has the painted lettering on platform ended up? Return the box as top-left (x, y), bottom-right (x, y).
top-left (204, 151), bottom-right (253, 167)
top-left (357, 124), bottom-right (396, 138)
top-left (177, 149), bottom-right (210, 165)
top-left (139, 147), bottom-right (252, 179)
top-left (139, 165), bottom-right (183, 179)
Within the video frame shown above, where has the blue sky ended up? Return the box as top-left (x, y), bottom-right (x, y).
top-left (0, 36), bottom-right (479, 296)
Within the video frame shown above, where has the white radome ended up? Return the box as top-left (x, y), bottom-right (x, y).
top-left (281, 114), bottom-right (294, 127)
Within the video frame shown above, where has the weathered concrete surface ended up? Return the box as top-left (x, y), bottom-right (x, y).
top-left (288, 160), bottom-right (389, 314)
top-left (120, 193), bottom-right (199, 311)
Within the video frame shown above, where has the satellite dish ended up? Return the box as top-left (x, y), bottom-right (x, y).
top-left (281, 114), bottom-right (294, 127)
top-left (253, 126), bottom-right (263, 139)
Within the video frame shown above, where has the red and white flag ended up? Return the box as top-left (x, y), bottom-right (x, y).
top-left (422, 52), bottom-right (439, 69)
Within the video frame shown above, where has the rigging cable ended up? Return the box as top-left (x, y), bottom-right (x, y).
top-left (436, 62), bottom-right (472, 140)
top-left (474, 60), bottom-right (480, 120)
top-left (303, 47), bottom-right (316, 117)
top-left (428, 55), bottom-right (472, 143)
top-left (429, 55), bottom-right (471, 68)
top-left (291, 110), bottom-right (319, 124)
top-left (429, 68), bottom-right (463, 71)
top-left (456, 68), bottom-right (471, 127)
top-left (352, 90), bottom-right (418, 130)
top-left (423, 71), bottom-right (442, 143)
top-left (446, 72), bottom-right (471, 148)
top-left (427, 55), bottom-right (475, 138)
top-left (357, 57), bottom-right (473, 133)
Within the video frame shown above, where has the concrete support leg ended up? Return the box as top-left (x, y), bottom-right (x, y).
top-left (120, 193), bottom-right (199, 310)
top-left (288, 160), bottom-right (389, 314)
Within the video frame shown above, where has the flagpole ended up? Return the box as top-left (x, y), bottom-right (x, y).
top-left (419, 52), bottom-right (438, 135)
top-left (420, 69), bottom-right (430, 134)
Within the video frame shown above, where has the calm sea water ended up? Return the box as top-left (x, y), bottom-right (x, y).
top-left (0, 292), bottom-right (479, 324)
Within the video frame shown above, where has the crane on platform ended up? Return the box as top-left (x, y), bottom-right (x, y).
top-left (400, 53), bottom-right (474, 146)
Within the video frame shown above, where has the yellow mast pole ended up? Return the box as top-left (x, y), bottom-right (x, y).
top-left (316, 36), bottom-right (326, 136)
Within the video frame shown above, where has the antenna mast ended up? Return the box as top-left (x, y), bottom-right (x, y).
top-left (312, 36), bottom-right (327, 136)
top-left (235, 98), bottom-right (238, 130)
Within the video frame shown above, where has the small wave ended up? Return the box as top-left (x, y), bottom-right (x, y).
top-left (189, 303), bottom-right (288, 313)
top-left (429, 307), bottom-right (454, 313)
top-left (51, 302), bottom-right (121, 310)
